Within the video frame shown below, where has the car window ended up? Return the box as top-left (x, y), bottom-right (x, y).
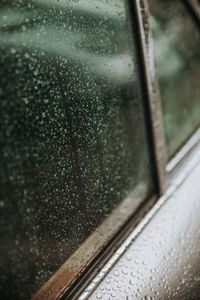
top-left (0, 1), bottom-right (153, 299)
top-left (148, 0), bottom-right (200, 159)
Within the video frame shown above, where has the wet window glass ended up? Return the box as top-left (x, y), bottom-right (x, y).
top-left (0, 1), bottom-right (153, 299)
top-left (149, 0), bottom-right (200, 159)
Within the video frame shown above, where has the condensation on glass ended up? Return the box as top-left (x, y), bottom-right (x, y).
top-left (149, 0), bottom-right (200, 159)
top-left (0, 1), bottom-right (153, 299)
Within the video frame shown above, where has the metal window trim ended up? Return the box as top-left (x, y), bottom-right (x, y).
top-left (134, 0), bottom-right (167, 195)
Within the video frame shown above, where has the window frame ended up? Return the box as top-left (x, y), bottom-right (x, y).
top-left (26, 0), bottom-right (200, 298)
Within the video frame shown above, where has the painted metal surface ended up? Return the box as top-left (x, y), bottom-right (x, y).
top-left (82, 138), bottom-right (200, 299)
